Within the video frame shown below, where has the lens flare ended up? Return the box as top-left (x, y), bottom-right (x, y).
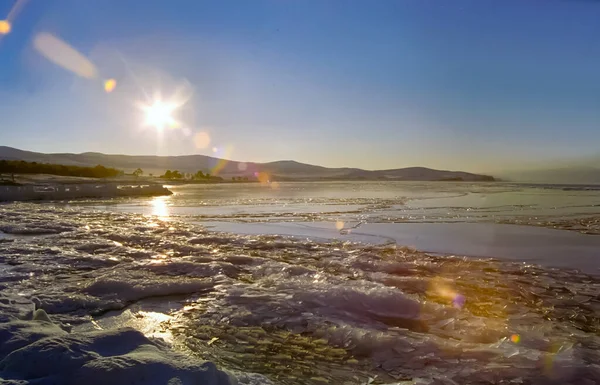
top-left (104, 78), bottom-right (117, 93)
top-left (33, 32), bottom-right (97, 78)
top-left (510, 334), bottom-right (520, 344)
top-left (209, 146), bottom-right (234, 176)
top-left (257, 172), bottom-right (270, 184)
top-left (0, 20), bottom-right (11, 35)
top-left (193, 132), bottom-right (211, 149)
top-left (0, 0), bottom-right (28, 41)
top-left (335, 221), bottom-right (345, 230)
top-left (427, 276), bottom-right (465, 309)
top-left (452, 294), bottom-right (466, 309)
top-left (542, 342), bottom-right (566, 378)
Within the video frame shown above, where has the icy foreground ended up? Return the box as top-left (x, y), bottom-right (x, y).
top-left (0, 317), bottom-right (233, 385)
top-left (0, 183), bottom-right (172, 202)
top-left (1, 202), bottom-right (600, 384)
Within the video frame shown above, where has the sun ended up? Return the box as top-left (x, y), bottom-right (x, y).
top-left (141, 100), bottom-right (177, 131)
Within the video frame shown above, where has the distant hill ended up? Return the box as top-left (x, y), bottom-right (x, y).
top-left (0, 146), bottom-right (495, 182)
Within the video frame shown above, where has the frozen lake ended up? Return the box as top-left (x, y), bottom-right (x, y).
top-left (81, 181), bottom-right (600, 273)
top-left (203, 221), bottom-right (600, 274)
top-left (2, 181), bottom-right (598, 384)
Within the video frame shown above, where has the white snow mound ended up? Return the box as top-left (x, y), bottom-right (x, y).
top-left (0, 319), bottom-right (235, 385)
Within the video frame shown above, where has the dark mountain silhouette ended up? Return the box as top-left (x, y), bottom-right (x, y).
top-left (0, 146), bottom-right (495, 181)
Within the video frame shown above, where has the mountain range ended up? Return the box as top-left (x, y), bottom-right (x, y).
top-left (0, 146), bottom-right (495, 182)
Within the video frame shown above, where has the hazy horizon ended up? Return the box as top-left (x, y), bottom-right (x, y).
top-left (1, 1), bottom-right (599, 174)
top-left (5, 145), bottom-right (600, 182)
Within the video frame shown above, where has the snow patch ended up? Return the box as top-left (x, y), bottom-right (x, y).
top-left (0, 320), bottom-right (234, 385)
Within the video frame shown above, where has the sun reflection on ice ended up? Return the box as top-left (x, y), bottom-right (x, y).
top-left (82, 310), bottom-right (174, 344)
top-left (151, 196), bottom-right (171, 220)
top-left (135, 311), bottom-right (175, 343)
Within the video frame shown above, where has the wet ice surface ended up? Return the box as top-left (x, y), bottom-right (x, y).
top-left (82, 181), bottom-right (600, 234)
top-left (1, 203), bottom-right (600, 384)
top-left (202, 222), bottom-right (600, 274)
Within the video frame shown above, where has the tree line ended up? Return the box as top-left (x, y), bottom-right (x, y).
top-left (160, 169), bottom-right (223, 181)
top-left (0, 161), bottom-right (254, 182)
top-left (0, 159), bottom-right (122, 178)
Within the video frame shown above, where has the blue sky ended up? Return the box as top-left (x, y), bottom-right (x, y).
top-left (0, 0), bottom-right (599, 172)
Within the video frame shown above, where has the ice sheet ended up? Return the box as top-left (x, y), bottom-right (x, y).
top-left (202, 221), bottom-right (600, 274)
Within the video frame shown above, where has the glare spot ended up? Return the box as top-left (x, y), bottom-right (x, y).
top-left (133, 311), bottom-right (173, 343)
top-left (104, 78), bottom-right (117, 93)
top-left (194, 132), bottom-right (211, 149)
top-left (335, 221), bottom-right (345, 230)
top-left (212, 147), bottom-right (218, 153)
top-left (0, 20), bottom-right (11, 35)
top-left (137, 311), bottom-right (171, 323)
top-left (141, 100), bottom-right (177, 131)
top-left (151, 196), bottom-right (170, 220)
top-left (136, 81), bottom-right (192, 133)
top-left (510, 334), bottom-right (521, 344)
top-left (237, 162), bottom-right (247, 171)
